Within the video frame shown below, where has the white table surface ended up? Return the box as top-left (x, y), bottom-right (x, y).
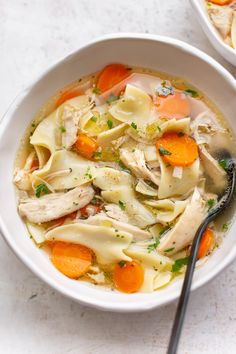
top-left (1, 1), bottom-right (236, 353)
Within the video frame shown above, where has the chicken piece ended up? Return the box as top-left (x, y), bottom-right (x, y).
top-left (19, 185), bottom-right (94, 223)
top-left (84, 213), bottom-right (151, 241)
top-left (199, 145), bottom-right (227, 194)
top-left (158, 188), bottom-right (206, 255)
top-left (208, 4), bottom-right (233, 39)
top-left (61, 104), bottom-right (93, 149)
top-left (104, 203), bottom-right (129, 222)
top-left (120, 149), bottom-right (160, 186)
top-left (13, 151), bottom-right (37, 191)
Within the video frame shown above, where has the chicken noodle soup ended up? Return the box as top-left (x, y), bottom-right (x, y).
top-left (205, 0), bottom-right (236, 49)
top-left (14, 64), bottom-right (235, 293)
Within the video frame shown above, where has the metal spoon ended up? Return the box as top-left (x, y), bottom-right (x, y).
top-left (167, 157), bottom-right (236, 354)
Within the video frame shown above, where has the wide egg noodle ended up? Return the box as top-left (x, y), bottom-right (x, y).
top-left (158, 157), bottom-right (200, 199)
top-left (45, 223), bottom-right (133, 264)
top-left (30, 96), bottom-right (91, 165)
top-left (32, 150), bottom-right (96, 190)
top-left (144, 199), bottom-right (188, 224)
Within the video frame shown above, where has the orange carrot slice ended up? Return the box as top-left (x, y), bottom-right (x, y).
top-left (154, 92), bottom-right (191, 119)
top-left (113, 261), bottom-right (144, 293)
top-left (56, 89), bottom-right (82, 107)
top-left (51, 242), bottom-right (93, 279)
top-left (97, 64), bottom-right (130, 93)
top-left (208, 0), bottom-right (232, 5)
top-left (198, 228), bottom-right (215, 259)
top-left (156, 132), bottom-right (199, 167)
top-left (50, 211), bottom-right (78, 228)
top-left (75, 133), bottom-right (98, 160)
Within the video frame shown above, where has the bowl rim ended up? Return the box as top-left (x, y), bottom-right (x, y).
top-left (1, 33), bottom-right (236, 312)
top-left (190, 0), bottom-right (236, 58)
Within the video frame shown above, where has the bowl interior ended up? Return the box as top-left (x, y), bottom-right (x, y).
top-left (1, 35), bottom-right (236, 312)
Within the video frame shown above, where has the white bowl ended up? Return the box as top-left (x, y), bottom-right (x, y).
top-left (190, 0), bottom-right (236, 66)
top-left (1, 34), bottom-right (236, 312)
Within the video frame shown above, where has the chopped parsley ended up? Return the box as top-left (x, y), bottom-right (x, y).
top-left (35, 183), bottom-right (50, 198)
top-left (147, 237), bottom-right (160, 253)
top-left (156, 81), bottom-right (174, 97)
top-left (91, 116), bottom-right (97, 123)
top-left (118, 260), bottom-right (126, 268)
top-left (106, 93), bottom-right (119, 105)
top-left (207, 199), bottom-right (215, 210)
top-left (222, 223), bottom-right (229, 232)
top-left (218, 158), bottom-right (229, 171)
top-left (171, 257), bottom-right (189, 273)
top-left (93, 151), bottom-right (102, 159)
top-left (159, 226), bottom-right (171, 237)
top-left (107, 119), bottom-right (113, 129)
top-left (184, 89), bottom-right (199, 98)
top-left (59, 126), bottom-right (66, 133)
top-left (118, 200), bottom-right (126, 210)
top-left (164, 247), bottom-right (175, 253)
top-left (84, 167), bottom-right (92, 179)
top-left (159, 147), bottom-right (172, 156)
top-left (131, 122), bottom-right (137, 130)
top-left (92, 87), bottom-right (101, 94)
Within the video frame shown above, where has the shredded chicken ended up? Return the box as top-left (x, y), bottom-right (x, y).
top-left (120, 149), bottom-right (160, 186)
top-left (104, 203), bottom-right (129, 222)
top-left (208, 4), bottom-right (233, 39)
top-left (199, 145), bottom-right (227, 193)
top-left (19, 185), bottom-right (94, 223)
top-left (13, 151), bottom-right (37, 191)
top-left (61, 104), bottom-right (93, 149)
top-left (158, 188), bottom-right (206, 255)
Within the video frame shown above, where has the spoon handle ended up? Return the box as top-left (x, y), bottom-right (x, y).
top-left (167, 219), bottom-right (209, 354)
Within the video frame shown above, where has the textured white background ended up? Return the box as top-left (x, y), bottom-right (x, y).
top-left (1, 1), bottom-right (236, 353)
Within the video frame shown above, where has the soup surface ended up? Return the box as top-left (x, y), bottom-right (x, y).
top-left (14, 64), bottom-right (235, 293)
top-left (205, 0), bottom-right (236, 49)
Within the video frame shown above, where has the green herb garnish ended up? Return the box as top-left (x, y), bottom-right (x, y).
top-left (35, 184), bottom-right (50, 198)
top-left (222, 223), bottom-right (229, 232)
top-left (156, 83), bottom-right (174, 97)
top-left (92, 87), bottom-right (101, 94)
top-left (159, 226), bottom-right (171, 237)
top-left (91, 116), bottom-right (97, 123)
top-left (218, 158), bottom-right (229, 171)
top-left (118, 200), bottom-right (126, 210)
top-left (184, 89), bottom-right (199, 98)
top-left (147, 238), bottom-right (160, 253)
top-left (164, 247), bottom-right (175, 253)
top-left (107, 119), bottom-right (113, 129)
top-left (84, 167), bottom-right (92, 179)
top-left (59, 126), bottom-right (66, 133)
top-left (159, 147), bottom-right (172, 156)
top-left (93, 151), bottom-right (102, 159)
top-left (171, 257), bottom-right (189, 273)
top-left (118, 260), bottom-right (126, 268)
top-left (131, 122), bottom-right (137, 130)
top-left (207, 199), bottom-right (215, 210)
top-left (106, 93), bottom-right (119, 105)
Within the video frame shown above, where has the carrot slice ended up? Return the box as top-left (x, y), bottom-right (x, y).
top-left (198, 228), bottom-right (215, 259)
top-left (156, 132), bottom-right (199, 167)
top-left (113, 261), bottom-right (144, 293)
top-left (56, 89), bottom-right (82, 107)
top-left (50, 211), bottom-right (78, 228)
top-left (51, 242), bottom-right (93, 279)
top-left (75, 133), bottom-right (98, 159)
top-left (154, 92), bottom-right (191, 119)
top-left (208, 0), bottom-right (232, 5)
top-left (97, 64), bottom-right (130, 93)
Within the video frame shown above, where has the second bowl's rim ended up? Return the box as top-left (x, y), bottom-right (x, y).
top-left (1, 33), bottom-right (236, 312)
top-left (190, 0), bottom-right (236, 58)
